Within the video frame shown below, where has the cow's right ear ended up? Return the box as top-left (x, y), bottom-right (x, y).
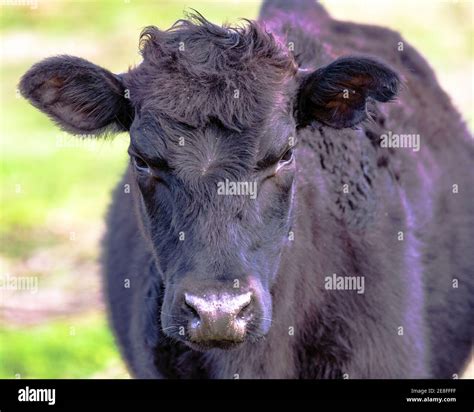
top-left (19, 55), bottom-right (133, 135)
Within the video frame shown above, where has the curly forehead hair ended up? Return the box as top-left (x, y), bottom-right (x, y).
top-left (126, 12), bottom-right (297, 129)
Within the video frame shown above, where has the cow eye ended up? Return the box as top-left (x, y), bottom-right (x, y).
top-left (133, 156), bottom-right (150, 174)
top-left (279, 147), bottom-right (294, 164)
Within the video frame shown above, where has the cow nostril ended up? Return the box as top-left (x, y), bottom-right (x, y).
top-left (237, 298), bottom-right (253, 320)
top-left (184, 299), bottom-right (200, 320)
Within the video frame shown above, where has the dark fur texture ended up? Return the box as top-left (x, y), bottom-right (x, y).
top-left (19, 56), bottom-right (132, 134)
top-left (19, 1), bottom-right (473, 378)
top-left (131, 16), bottom-right (297, 131)
top-left (298, 56), bottom-right (400, 128)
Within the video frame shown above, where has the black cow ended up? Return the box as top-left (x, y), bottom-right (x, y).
top-left (19, 1), bottom-right (473, 378)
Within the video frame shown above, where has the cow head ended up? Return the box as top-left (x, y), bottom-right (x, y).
top-left (20, 13), bottom-right (399, 351)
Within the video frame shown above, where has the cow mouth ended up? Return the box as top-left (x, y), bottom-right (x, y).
top-left (185, 339), bottom-right (245, 351)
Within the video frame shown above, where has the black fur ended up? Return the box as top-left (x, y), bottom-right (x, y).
top-left (297, 56), bottom-right (399, 128)
top-left (19, 55), bottom-right (132, 135)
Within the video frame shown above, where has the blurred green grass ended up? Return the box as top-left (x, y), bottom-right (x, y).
top-left (0, 0), bottom-right (472, 379)
top-left (0, 314), bottom-right (127, 378)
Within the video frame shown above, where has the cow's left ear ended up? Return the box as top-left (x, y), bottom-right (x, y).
top-left (297, 56), bottom-right (400, 128)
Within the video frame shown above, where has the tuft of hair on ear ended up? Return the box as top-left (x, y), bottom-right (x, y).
top-left (19, 55), bottom-right (133, 136)
top-left (297, 56), bottom-right (400, 129)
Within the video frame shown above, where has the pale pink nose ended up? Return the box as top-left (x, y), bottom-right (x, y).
top-left (184, 292), bottom-right (253, 344)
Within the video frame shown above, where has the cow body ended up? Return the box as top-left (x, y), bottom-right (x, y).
top-left (102, 2), bottom-right (473, 378)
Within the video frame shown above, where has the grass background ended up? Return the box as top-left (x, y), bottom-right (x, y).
top-left (0, 0), bottom-right (472, 378)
